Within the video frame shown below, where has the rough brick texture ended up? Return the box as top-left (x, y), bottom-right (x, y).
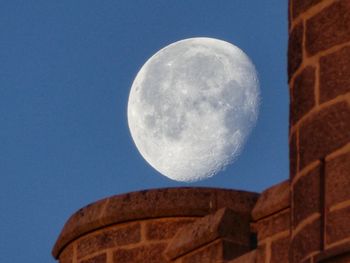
top-left (227, 250), bottom-right (256, 263)
top-left (145, 218), bottom-right (195, 241)
top-left (59, 243), bottom-right (73, 263)
top-left (271, 236), bottom-right (290, 263)
top-left (288, 22), bottom-right (304, 79)
top-left (292, 164), bottom-right (320, 227)
top-left (299, 101), bottom-right (350, 170)
top-left (316, 242), bottom-right (350, 262)
top-left (254, 209), bottom-right (290, 241)
top-left (53, 188), bottom-right (258, 258)
top-left (319, 46), bottom-right (350, 103)
top-left (291, 0), bottom-right (323, 19)
top-left (252, 180), bottom-right (290, 221)
top-left (306, 0), bottom-right (350, 56)
top-left (80, 253), bottom-right (106, 263)
top-left (165, 208), bottom-right (251, 260)
top-left (290, 132), bottom-right (298, 178)
top-left (76, 222), bottom-right (140, 259)
top-left (290, 218), bottom-right (321, 263)
top-left (178, 239), bottom-right (249, 263)
top-left (113, 243), bottom-right (167, 263)
top-left (290, 66), bottom-right (316, 125)
top-left (326, 206), bottom-right (350, 245)
top-left (325, 150), bottom-right (350, 208)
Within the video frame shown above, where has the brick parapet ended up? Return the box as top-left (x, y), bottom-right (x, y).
top-left (251, 180), bottom-right (291, 263)
top-left (52, 188), bottom-right (259, 262)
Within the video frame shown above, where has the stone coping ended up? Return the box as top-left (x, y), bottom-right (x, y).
top-left (52, 187), bottom-right (259, 259)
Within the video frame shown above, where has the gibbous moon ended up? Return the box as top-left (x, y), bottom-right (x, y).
top-left (127, 37), bottom-right (260, 182)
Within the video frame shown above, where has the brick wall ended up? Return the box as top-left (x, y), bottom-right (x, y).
top-left (288, 0), bottom-right (350, 262)
top-left (52, 188), bottom-right (258, 263)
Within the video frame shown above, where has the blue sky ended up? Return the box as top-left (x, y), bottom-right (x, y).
top-left (0, 1), bottom-right (288, 262)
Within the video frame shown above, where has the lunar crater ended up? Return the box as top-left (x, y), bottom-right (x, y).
top-left (128, 37), bottom-right (260, 182)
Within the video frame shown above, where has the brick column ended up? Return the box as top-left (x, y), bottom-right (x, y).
top-left (288, 1), bottom-right (350, 262)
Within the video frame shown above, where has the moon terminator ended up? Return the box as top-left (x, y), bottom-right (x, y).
top-left (127, 37), bottom-right (260, 182)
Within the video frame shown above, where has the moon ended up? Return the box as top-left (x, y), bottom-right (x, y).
top-left (127, 37), bottom-right (260, 182)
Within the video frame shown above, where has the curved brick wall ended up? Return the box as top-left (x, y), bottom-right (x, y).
top-left (288, 0), bottom-right (350, 262)
top-left (52, 187), bottom-right (258, 263)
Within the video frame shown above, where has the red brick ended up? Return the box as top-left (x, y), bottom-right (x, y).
top-left (290, 132), bottom-right (298, 179)
top-left (252, 180), bottom-right (290, 221)
top-left (77, 223), bottom-right (140, 259)
top-left (180, 239), bottom-right (250, 263)
top-left (255, 209), bottom-right (290, 241)
top-left (59, 243), bottom-right (73, 263)
top-left (320, 46), bottom-right (350, 103)
top-left (53, 188), bottom-right (258, 259)
top-left (326, 151), bottom-right (350, 208)
top-left (299, 101), bottom-right (350, 170)
top-left (113, 243), bottom-right (167, 263)
top-left (80, 253), bottom-right (106, 263)
top-left (256, 245), bottom-right (266, 263)
top-left (293, 164), bottom-right (320, 227)
top-left (145, 218), bottom-right (194, 240)
top-left (290, 218), bottom-right (321, 263)
top-left (270, 236), bottom-right (290, 263)
top-left (292, 0), bottom-right (323, 19)
top-left (288, 22), bottom-right (304, 80)
top-left (227, 250), bottom-right (256, 263)
top-left (306, 0), bottom-right (350, 55)
top-left (165, 208), bottom-right (251, 260)
top-left (326, 206), bottom-right (350, 245)
top-left (322, 252), bottom-right (350, 263)
top-left (316, 242), bottom-right (350, 262)
top-left (291, 66), bottom-right (316, 124)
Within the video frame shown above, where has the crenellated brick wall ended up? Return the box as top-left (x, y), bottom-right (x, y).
top-left (53, 1), bottom-right (350, 262)
top-left (288, 0), bottom-right (350, 262)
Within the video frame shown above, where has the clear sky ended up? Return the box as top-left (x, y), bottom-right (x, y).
top-left (0, 1), bottom-right (288, 262)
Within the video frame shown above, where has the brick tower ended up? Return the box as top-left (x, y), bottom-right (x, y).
top-left (288, 0), bottom-right (350, 262)
top-left (53, 1), bottom-right (350, 262)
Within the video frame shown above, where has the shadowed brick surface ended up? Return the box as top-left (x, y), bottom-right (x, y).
top-left (291, 0), bottom-right (323, 19)
top-left (293, 164), bottom-right (320, 227)
top-left (290, 132), bottom-right (298, 178)
top-left (271, 236), bottom-right (290, 263)
top-left (179, 239), bottom-right (250, 263)
top-left (316, 242), bottom-right (350, 262)
top-left (320, 46), bottom-right (350, 103)
top-left (145, 218), bottom-right (195, 241)
top-left (255, 209), bottom-right (290, 241)
top-left (165, 208), bottom-right (251, 260)
top-left (290, 218), bottom-right (321, 263)
top-left (227, 250), bottom-right (256, 263)
top-left (113, 243), bottom-right (167, 263)
top-left (59, 243), bottom-right (73, 263)
top-left (306, 0), bottom-right (350, 55)
top-left (252, 180), bottom-right (290, 221)
top-left (290, 66), bottom-right (316, 124)
top-left (288, 22), bottom-right (304, 79)
top-left (299, 101), bottom-right (350, 170)
top-left (77, 223), bottom-right (140, 259)
top-left (326, 206), bottom-right (350, 245)
top-left (326, 151), bottom-right (350, 208)
top-left (80, 253), bottom-right (106, 263)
